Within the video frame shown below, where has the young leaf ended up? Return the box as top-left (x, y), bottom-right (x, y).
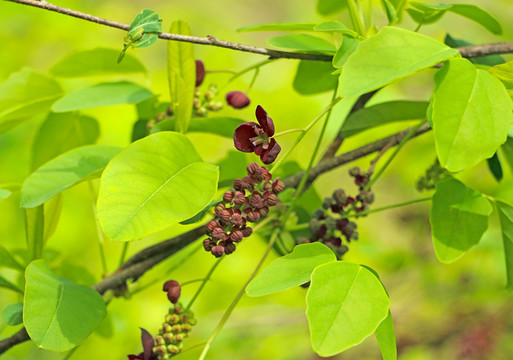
top-left (50, 48), bottom-right (146, 78)
top-left (238, 23), bottom-right (316, 32)
top-left (0, 69), bottom-right (62, 133)
top-left (488, 60), bottom-right (513, 89)
top-left (496, 200), bottom-right (513, 290)
top-left (267, 34), bottom-right (336, 53)
top-left (25, 205), bottom-right (44, 261)
top-left (24, 260), bottom-right (106, 351)
top-left (487, 152), bottom-right (503, 182)
top-left (448, 4), bottom-right (502, 35)
top-left (375, 311), bottom-right (397, 360)
top-left (52, 81), bottom-right (153, 112)
top-left (430, 177), bottom-right (492, 263)
top-left (407, 3), bottom-right (450, 25)
top-left (21, 145), bottom-right (122, 208)
top-left (293, 60), bottom-right (338, 95)
top-left (0, 276), bottom-right (23, 294)
top-left (445, 34), bottom-right (505, 67)
top-left (31, 112), bottom-right (100, 170)
top-left (307, 261), bottom-right (390, 356)
top-left (44, 195), bottom-right (63, 242)
top-left (97, 132), bottom-right (219, 241)
top-left (2, 303), bottom-right (23, 326)
top-left (332, 35), bottom-right (359, 68)
top-left (431, 58), bottom-right (513, 172)
top-left (338, 27), bottom-right (458, 97)
top-left (314, 21), bottom-right (358, 37)
top-left (316, 0), bottom-right (348, 16)
top-left (0, 245), bottom-right (25, 271)
top-left (382, 0), bottom-right (398, 24)
top-left (167, 20), bottom-right (195, 133)
top-left (246, 243), bottom-right (336, 297)
top-left (340, 101), bottom-right (429, 138)
top-left (119, 9), bottom-right (163, 62)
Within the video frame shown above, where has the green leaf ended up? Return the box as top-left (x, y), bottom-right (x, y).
top-left (431, 58), bottom-right (513, 172)
top-left (0, 246), bottom-right (25, 271)
top-left (487, 152), bottom-right (503, 182)
top-left (314, 21), bottom-right (358, 37)
top-left (50, 48), bottom-right (146, 78)
top-left (0, 189), bottom-right (11, 201)
top-left (332, 35), bottom-right (359, 68)
top-left (448, 4), bottom-right (502, 35)
top-left (238, 23), bottom-right (316, 32)
top-left (167, 20), bottom-right (195, 133)
top-left (307, 261), bottom-right (390, 356)
top-left (2, 303), bottom-right (23, 326)
top-left (496, 200), bottom-right (513, 290)
top-left (500, 138), bottom-right (513, 174)
top-left (246, 243), bottom-right (336, 297)
top-left (293, 60), bottom-right (338, 95)
top-left (0, 276), bottom-right (23, 294)
top-left (317, 0), bottom-right (348, 16)
top-left (31, 112), bottom-right (100, 170)
top-left (267, 34), bottom-right (336, 53)
top-left (430, 177), bottom-right (492, 263)
top-left (445, 34), bottom-right (505, 67)
top-left (375, 311), bottom-right (397, 360)
top-left (0, 69), bottom-right (63, 133)
top-left (128, 9), bottom-right (163, 34)
top-left (97, 132), bottom-right (219, 241)
top-left (407, 2), bottom-right (450, 25)
top-left (382, 0), bottom-right (398, 24)
top-left (488, 60), bottom-right (513, 89)
top-left (24, 260), bottom-right (106, 351)
top-left (21, 145), bottom-right (122, 208)
top-left (339, 27), bottom-right (458, 97)
top-left (25, 206), bottom-right (45, 261)
top-left (52, 81), bottom-right (153, 112)
top-left (44, 195), bottom-right (63, 242)
top-left (340, 101), bottom-right (429, 138)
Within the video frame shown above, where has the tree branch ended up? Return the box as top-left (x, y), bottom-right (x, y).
top-left (4, 0), bottom-right (513, 61)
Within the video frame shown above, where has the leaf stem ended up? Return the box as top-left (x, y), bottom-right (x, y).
top-left (220, 59), bottom-right (274, 91)
top-left (245, 67), bottom-right (260, 93)
top-left (118, 242), bottom-right (130, 268)
top-left (272, 128), bottom-right (304, 138)
top-left (348, 196), bottom-right (432, 217)
top-left (88, 182), bottom-right (108, 275)
top-left (347, 0), bottom-right (366, 36)
top-left (185, 257), bottom-right (224, 312)
top-left (198, 230), bottom-right (278, 360)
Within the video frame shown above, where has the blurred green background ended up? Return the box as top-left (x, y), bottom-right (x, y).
top-left (1, 0), bottom-right (513, 359)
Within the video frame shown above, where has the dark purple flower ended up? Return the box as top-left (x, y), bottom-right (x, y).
top-left (127, 328), bottom-right (157, 360)
top-left (233, 105), bottom-right (281, 164)
top-left (195, 60), bottom-right (205, 87)
top-left (226, 91), bottom-right (251, 109)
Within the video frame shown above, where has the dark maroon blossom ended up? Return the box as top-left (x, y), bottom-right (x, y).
top-left (163, 280), bottom-right (181, 304)
top-left (226, 91), bottom-right (250, 109)
top-left (195, 60), bottom-right (205, 87)
top-left (233, 105), bottom-right (281, 164)
top-left (127, 328), bottom-right (157, 360)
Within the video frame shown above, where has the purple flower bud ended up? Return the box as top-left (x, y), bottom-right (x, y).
top-left (203, 238), bottom-right (214, 251)
top-left (223, 191), bottom-right (234, 203)
top-left (195, 60), bottom-right (205, 87)
top-left (264, 192), bottom-right (278, 206)
top-left (214, 203), bottom-right (225, 215)
top-left (211, 245), bottom-right (225, 258)
top-left (224, 241), bottom-right (236, 254)
top-left (206, 220), bottom-right (218, 233)
top-left (259, 206), bottom-right (269, 217)
top-left (246, 162), bottom-right (260, 175)
top-left (230, 212), bottom-right (244, 226)
top-left (233, 178), bottom-right (243, 191)
top-left (163, 280), bottom-right (181, 304)
top-left (226, 91), bottom-right (250, 109)
top-left (212, 227), bottom-right (226, 240)
top-left (246, 209), bottom-right (261, 222)
top-left (233, 191), bottom-right (246, 205)
top-left (249, 193), bottom-right (264, 209)
top-left (271, 178), bottom-right (285, 193)
top-left (230, 230), bottom-right (243, 242)
top-left (241, 226), bottom-right (253, 237)
top-left (241, 176), bottom-right (255, 191)
top-left (218, 209), bottom-right (232, 222)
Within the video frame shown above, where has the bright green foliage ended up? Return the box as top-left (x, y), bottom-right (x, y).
top-left (293, 60), bottom-right (338, 95)
top-left (267, 34), bottom-right (336, 53)
top-left (496, 201), bottom-right (513, 290)
top-left (24, 260), bottom-right (106, 351)
top-left (431, 58), bottom-right (513, 172)
top-left (382, 0), bottom-right (399, 24)
top-left (375, 311), bottom-right (397, 360)
top-left (487, 153), bottom-right (503, 182)
top-left (340, 101), bottom-right (429, 138)
top-left (50, 48), bottom-right (147, 77)
top-left (313, 21), bottom-right (357, 37)
top-left (119, 9), bottom-right (163, 62)
top-left (167, 20), bottom-right (195, 133)
top-left (246, 243), bottom-right (336, 297)
top-left (316, 0), bottom-right (348, 16)
top-left (407, 3), bottom-right (452, 25)
top-left (430, 177), bottom-right (492, 263)
top-left (238, 23), bottom-right (316, 32)
top-left (0, 276), bottom-right (22, 294)
top-left (488, 60), bottom-right (513, 89)
top-left (21, 145), bottom-right (122, 208)
top-left (52, 81), bottom-right (153, 112)
top-left (338, 27), bottom-right (458, 97)
top-left (501, 138), bottom-right (513, 173)
top-left (2, 303), bottom-right (23, 326)
top-left (0, 245), bottom-right (25, 270)
top-left (0, 69), bottom-right (63, 133)
top-left (43, 195), bottom-right (63, 243)
top-left (306, 261), bottom-right (390, 356)
top-left (97, 132), bottom-right (219, 241)
top-left (333, 35), bottom-right (359, 68)
top-left (0, 189), bottom-right (10, 201)
top-left (25, 206), bottom-right (45, 261)
top-left (31, 112), bottom-right (99, 170)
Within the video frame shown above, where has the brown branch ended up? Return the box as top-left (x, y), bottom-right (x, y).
top-left (5, 0), bottom-right (513, 62)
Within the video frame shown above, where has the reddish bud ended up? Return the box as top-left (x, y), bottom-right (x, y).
top-left (241, 226), bottom-right (253, 237)
top-left (223, 191), bottom-right (234, 203)
top-left (259, 206), bottom-right (269, 217)
top-left (206, 220), bottom-right (218, 233)
top-left (226, 91), bottom-right (250, 109)
top-left (211, 245), bottom-right (225, 258)
top-left (224, 241), bottom-right (236, 254)
top-left (212, 227), bottom-right (226, 240)
top-left (246, 162), bottom-right (260, 175)
top-left (271, 178), bottom-right (285, 193)
top-left (203, 238), bottom-right (214, 251)
top-left (233, 178), bottom-right (243, 191)
top-left (233, 192), bottom-right (246, 205)
top-left (265, 192), bottom-right (278, 206)
top-left (163, 280), bottom-right (181, 304)
top-left (230, 230), bottom-right (243, 242)
top-left (195, 60), bottom-right (205, 87)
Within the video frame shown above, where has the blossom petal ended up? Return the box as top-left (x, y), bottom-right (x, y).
top-left (260, 138), bottom-right (281, 164)
top-left (255, 105), bottom-right (275, 136)
top-left (140, 328), bottom-right (154, 360)
top-left (234, 122), bottom-right (259, 152)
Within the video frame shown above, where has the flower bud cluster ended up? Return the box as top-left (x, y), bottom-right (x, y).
top-left (193, 84), bottom-right (224, 117)
top-left (203, 163), bottom-right (285, 257)
top-left (297, 168), bottom-right (374, 259)
top-left (152, 303), bottom-right (197, 360)
top-left (416, 160), bottom-right (447, 191)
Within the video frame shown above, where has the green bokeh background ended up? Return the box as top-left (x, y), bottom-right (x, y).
top-left (1, 0), bottom-right (513, 359)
